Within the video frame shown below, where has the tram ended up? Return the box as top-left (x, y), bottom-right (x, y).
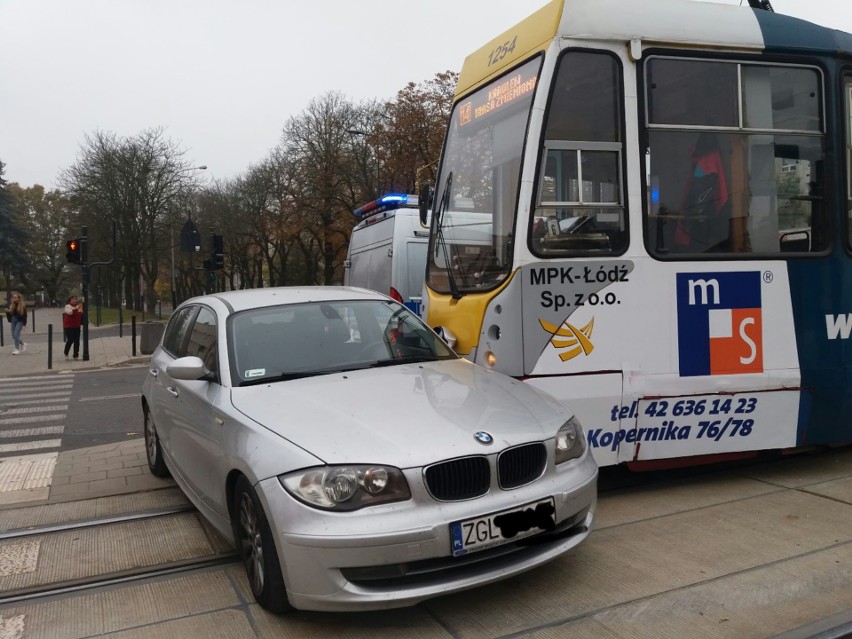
top-left (421, 0), bottom-right (852, 467)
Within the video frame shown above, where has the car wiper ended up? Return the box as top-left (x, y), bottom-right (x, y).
top-left (278, 369), bottom-right (350, 380)
top-left (368, 355), bottom-right (443, 368)
top-left (239, 370), bottom-right (344, 386)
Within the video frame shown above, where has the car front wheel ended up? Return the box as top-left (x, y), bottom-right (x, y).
top-left (232, 475), bottom-right (291, 613)
top-left (143, 405), bottom-right (169, 478)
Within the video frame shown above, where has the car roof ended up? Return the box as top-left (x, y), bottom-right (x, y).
top-left (180, 286), bottom-right (391, 314)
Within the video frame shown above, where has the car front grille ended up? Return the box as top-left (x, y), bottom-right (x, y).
top-left (498, 443), bottom-right (547, 489)
top-left (424, 456), bottom-right (490, 500)
top-left (424, 442), bottom-right (548, 501)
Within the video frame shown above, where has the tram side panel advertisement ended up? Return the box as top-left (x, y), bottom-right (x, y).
top-left (522, 260), bottom-right (801, 465)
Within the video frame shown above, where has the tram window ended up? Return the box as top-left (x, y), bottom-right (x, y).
top-left (742, 66), bottom-right (821, 132)
top-left (531, 51), bottom-right (627, 257)
top-left (644, 58), bottom-right (826, 257)
top-left (648, 59), bottom-right (738, 127)
top-left (544, 51), bottom-right (620, 142)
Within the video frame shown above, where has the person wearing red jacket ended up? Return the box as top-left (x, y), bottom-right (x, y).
top-left (63, 295), bottom-right (83, 359)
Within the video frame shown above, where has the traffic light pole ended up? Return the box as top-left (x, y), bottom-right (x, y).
top-left (81, 227), bottom-right (90, 361)
top-left (73, 221), bottom-right (116, 362)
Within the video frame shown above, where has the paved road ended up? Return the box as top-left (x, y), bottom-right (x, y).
top-left (0, 367), bottom-right (146, 459)
top-left (1, 444), bottom-right (850, 638)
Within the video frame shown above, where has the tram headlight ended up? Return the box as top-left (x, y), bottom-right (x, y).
top-left (555, 416), bottom-right (585, 464)
top-left (484, 351), bottom-right (497, 367)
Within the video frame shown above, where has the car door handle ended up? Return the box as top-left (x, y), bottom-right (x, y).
top-left (149, 368), bottom-right (158, 377)
top-left (166, 386), bottom-right (179, 398)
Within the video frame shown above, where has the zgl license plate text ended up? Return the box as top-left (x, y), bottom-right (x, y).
top-left (450, 497), bottom-right (556, 556)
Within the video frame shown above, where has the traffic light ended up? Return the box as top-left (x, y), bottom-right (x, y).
top-left (212, 234), bottom-right (224, 269)
top-left (66, 239), bottom-right (82, 264)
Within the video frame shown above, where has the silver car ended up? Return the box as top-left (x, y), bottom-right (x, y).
top-left (141, 287), bottom-right (597, 612)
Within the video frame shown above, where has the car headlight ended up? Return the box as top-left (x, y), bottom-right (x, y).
top-left (279, 465), bottom-right (411, 511)
top-left (555, 416), bottom-right (586, 464)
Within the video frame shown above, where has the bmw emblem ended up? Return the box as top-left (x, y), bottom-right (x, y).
top-left (474, 431), bottom-right (494, 445)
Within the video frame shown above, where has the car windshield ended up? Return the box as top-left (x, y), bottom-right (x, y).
top-left (229, 299), bottom-right (457, 386)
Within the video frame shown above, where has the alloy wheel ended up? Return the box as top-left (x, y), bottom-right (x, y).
top-left (238, 492), bottom-right (265, 595)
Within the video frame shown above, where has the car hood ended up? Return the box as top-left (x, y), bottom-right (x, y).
top-left (229, 359), bottom-right (570, 468)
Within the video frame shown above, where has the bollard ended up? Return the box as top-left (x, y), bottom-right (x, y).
top-left (132, 316), bottom-right (137, 356)
top-left (0, 316), bottom-right (4, 347)
top-left (48, 324), bottom-right (53, 370)
top-left (31, 308), bottom-right (35, 333)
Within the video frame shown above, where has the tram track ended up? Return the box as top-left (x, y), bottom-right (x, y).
top-left (0, 490), bottom-right (239, 609)
top-left (0, 552), bottom-right (239, 607)
top-left (0, 502), bottom-right (198, 541)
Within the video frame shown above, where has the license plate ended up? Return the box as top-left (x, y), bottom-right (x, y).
top-left (450, 497), bottom-right (556, 557)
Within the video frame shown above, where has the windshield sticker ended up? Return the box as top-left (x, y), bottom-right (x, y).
top-left (244, 368), bottom-right (266, 378)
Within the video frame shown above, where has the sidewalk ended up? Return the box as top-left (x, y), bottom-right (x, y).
top-left (0, 314), bottom-right (154, 378)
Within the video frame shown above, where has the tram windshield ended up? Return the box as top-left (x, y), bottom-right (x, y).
top-left (427, 57), bottom-right (541, 296)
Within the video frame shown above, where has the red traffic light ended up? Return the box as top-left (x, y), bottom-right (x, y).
top-left (66, 239), bottom-right (82, 264)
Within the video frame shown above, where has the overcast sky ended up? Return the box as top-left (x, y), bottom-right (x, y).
top-left (1, 0), bottom-right (850, 190)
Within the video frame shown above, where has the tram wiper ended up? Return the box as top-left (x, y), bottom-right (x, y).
top-left (434, 171), bottom-right (463, 300)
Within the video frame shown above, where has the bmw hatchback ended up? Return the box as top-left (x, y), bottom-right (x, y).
top-left (141, 286), bottom-right (597, 612)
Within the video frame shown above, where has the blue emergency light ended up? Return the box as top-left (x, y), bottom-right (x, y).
top-left (353, 193), bottom-right (415, 219)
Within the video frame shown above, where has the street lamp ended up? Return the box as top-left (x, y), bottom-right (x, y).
top-left (171, 165), bottom-right (207, 309)
top-left (347, 129), bottom-right (380, 197)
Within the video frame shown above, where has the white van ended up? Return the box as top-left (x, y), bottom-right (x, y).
top-left (344, 194), bottom-right (428, 315)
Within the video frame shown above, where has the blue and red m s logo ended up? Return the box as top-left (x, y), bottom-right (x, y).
top-left (677, 272), bottom-right (763, 377)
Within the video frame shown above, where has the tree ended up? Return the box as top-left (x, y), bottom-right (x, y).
top-left (7, 183), bottom-right (75, 304)
top-left (281, 92), bottom-right (364, 285)
top-left (376, 71), bottom-right (457, 195)
top-left (0, 161), bottom-right (31, 301)
top-left (61, 129), bottom-right (202, 313)
top-left (48, 71), bottom-right (458, 299)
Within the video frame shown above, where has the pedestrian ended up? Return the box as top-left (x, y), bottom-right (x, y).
top-left (5, 292), bottom-right (28, 355)
top-left (63, 295), bottom-right (83, 359)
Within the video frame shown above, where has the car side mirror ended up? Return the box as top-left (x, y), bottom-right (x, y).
top-left (433, 325), bottom-right (457, 350)
top-left (419, 184), bottom-right (433, 226)
top-left (167, 356), bottom-right (212, 381)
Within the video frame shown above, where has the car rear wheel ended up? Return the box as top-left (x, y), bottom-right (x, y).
top-left (143, 405), bottom-right (169, 478)
top-left (232, 475), bottom-right (291, 613)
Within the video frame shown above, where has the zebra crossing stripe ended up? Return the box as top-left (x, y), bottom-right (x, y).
top-left (0, 397), bottom-right (69, 407)
top-left (0, 374), bottom-right (72, 382)
top-left (0, 426), bottom-right (64, 438)
top-left (0, 414), bottom-right (65, 426)
top-left (0, 378), bottom-right (71, 504)
top-left (0, 381), bottom-right (73, 391)
top-left (0, 405), bottom-right (69, 416)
